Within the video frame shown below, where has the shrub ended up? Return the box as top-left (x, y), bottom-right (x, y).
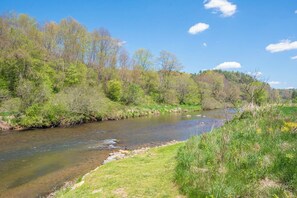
top-left (0, 98), bottom-right (21, 114)
top-left (20, 104), bottom-right (44, 127)
top-left (122, 83), bottom-right (145, 105)
top-left (106, 80), bottom-right (122, 102)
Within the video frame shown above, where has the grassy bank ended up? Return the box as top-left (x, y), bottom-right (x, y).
top-left (176, 106), bottom-right (297, 197)
top-left (55, 143), bottom-right (184, 198)
top-left (0, 104), bottom-right (201, 130)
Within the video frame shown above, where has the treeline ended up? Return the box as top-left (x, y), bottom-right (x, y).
top-left (0, 13), bottom-right (287, 128)
top-left (0, 13), bottom-right (201, 128)
top-left (193, 70), bottom-right (283, 110)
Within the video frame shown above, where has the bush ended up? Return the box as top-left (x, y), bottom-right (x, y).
top-left (20, 104), bottom-right (44, 127)
top-left (163, 89), bottom-right (179, 105)
top-left (201, 97), bottom-right (223, 110)
top-left (0, 98), bottom-right (21, 114)
top-left (106, 80), bottom-right (122, 102)
top-left (121, 83), bottom-right (145, 105)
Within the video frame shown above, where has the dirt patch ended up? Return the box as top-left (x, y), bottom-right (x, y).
top-left (113, 188), bottom-right (128, 198)
top-left (259, 178), bottom-right (280, 189)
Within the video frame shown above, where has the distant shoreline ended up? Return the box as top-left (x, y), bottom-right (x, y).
top-left (0, 105), bottom-right (201, 132)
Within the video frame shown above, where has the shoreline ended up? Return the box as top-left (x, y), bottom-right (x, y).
top-left (0, 105), bottom-right (201, 132)
top-left (46, 140), bottom-right (182, 198)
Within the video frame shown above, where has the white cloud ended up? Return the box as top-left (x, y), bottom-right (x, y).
top-left (286, 87), bottom-right (295, 89)
top-left (188, 23), bottom-right (209, 34)
top-left (269, 81), bottom-right (281, 85)
top-left (247, 71), bottom-right (263, 78)
top-left (214, 61), bottom-right (241, 69)
top-left (203, 42), bottom-right (207, 47)
top-left (204, 0), bottom-right (237, 17)
top-left (118, 40), bottom-right (127, 47)
top-left (266, 40), bottom-right (297, 53)
top-left (295, 10), bottom-right (297, 14)
top-left (291, 55), bottom-right (297, 60)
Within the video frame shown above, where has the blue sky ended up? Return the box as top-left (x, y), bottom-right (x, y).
top-left (1, 0), bottom-right (296, 89)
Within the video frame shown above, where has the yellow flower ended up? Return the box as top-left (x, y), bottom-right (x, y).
top-left (282, 122), bottom-right (297, 133)
top-left (256, 128), bottom-right (262, 134)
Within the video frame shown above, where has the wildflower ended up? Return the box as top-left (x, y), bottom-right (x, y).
top-left (281, 122), bottom-right (297, 133)
top-left (256, 128), bottom-right (262, 134)
top-left (285, 153), bottom-right (294, 160)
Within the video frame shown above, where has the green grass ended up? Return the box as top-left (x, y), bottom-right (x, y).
top-left (175, 106), bottom-right (297, 197)
top-left (56, 143), bottom-right (184, 198)
top-left (278, 106), bottom-right (297, 118)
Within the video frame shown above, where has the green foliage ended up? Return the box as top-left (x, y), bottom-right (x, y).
top-left (292, 90), bottom-right (297, 103)
top-left (122, 83), bottom-right (145, 105)
top-left (176, 106), bottom-right (297, 197)
top-left (254, 88), bottom-right (268, 105)
top-left (65, 63), bottom-right (87, 86)
top-left (0, 13), bottom-right (276, 128)
top-left (194, 70), bottom-right (271, 110)
top-left (174, 74), bottom-right (200, 105)
top-left (0, 98), bottom-right (21, 114)
top-left (106, 80), bottom-right (122, 102)
top-left (16, 78), bottom-right (51, 110)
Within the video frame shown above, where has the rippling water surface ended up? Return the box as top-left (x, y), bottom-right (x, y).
top-left (0, 109), bottom-right (234, 197)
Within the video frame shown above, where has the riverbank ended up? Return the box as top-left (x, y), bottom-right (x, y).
top-left (176, 105), bottom-right (297, 197)
top-left (0, 104), bottom-right (201, 131)
top-left (52, 141), bottom-right (184, 198)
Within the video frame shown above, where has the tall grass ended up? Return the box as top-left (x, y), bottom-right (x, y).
top-left (175, 106), bottom-right (297, 197)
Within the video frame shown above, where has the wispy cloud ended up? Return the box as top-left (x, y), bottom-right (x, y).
top-left (188, 23), bottom-right (209, 34)
top-left (118, 40), bottom-right (127, 47)
top-left (295, 10), bottom-right (297, 14)
top-left (203, 42), bottom-right (207, 47)
top-left (204, 0), bottom-right (237, 17)
top-left (286, 87), bottom-right (295, 89)
top-left (269, 81), bottom-right (281, 85)
top-left (266, 40), bottom-right (297, 53)
top-left (291, 55), bottom-right (297, 60)
top-left (214, 61), bottom-right (241, 69)
top-left (247, 71), bottom-right (263, 78)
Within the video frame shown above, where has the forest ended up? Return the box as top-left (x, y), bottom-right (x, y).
top-left (0, 13), bottom-right (296, 129)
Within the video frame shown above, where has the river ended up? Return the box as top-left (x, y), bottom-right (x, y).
top-left (0, 109), bottom-right (234, 198)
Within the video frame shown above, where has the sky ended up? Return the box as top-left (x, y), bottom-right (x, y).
top-left (1, 0), bottom-right (297, 89)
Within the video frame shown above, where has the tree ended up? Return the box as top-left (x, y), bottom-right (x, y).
top-left (223, 81), bottom-right (241, 107)
top-left (174, 74), bottom-right (200, 105)
top-left (88, 28), bottom-right (119, 82)
top-left (118, 49), bottom-right (131, 83)
top-left (158, 50), bottom-right (182, 75)
top-left (59, 18), bottom-right (88, 63)
top-left (65, 63), bottom-right (87, 86)
top-left (122, 83), bottom-right (144, 105)
top-left (269, 89), bottom-right (280, 103)
top-left (132, 48), bottom-right (154, 71)
top-left (193, 71), bottom-right (225, 109)
top-left (243, 81), bottom-right (268, 106)
top-left (292, 90), bottom-right (297, 103)
top-left (43, 21), bottom-right (60, 56)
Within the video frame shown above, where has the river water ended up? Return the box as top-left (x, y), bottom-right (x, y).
top-left (0, 109), bottom-right (233, 197)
